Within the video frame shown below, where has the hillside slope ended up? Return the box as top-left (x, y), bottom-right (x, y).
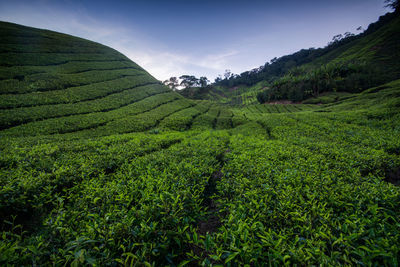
top-left (180, 12), bottom-right (400, 104)
top-left (0, 21), bottom-right (205, 135)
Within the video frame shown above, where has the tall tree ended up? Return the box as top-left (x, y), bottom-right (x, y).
top-left (163, 77), bottom-right (179, 90)
top-left (224, 69), bottom-right (232, 80)
top-left (179, 75), bottom-right (199, 89)
top-left (214, 76), bottom-right (222, 83)
top-left (199, 76), bottom-right (209, 87)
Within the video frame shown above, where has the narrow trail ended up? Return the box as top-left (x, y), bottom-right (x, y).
top-left (212, 110), bottom-right (221, 129)
top-left (229, 112), bottom-right (234, 129)
top-left (191, 141), bottom-right (231, 262)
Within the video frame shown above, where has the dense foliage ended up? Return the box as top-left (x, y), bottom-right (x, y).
top-left (256, 13), bottom-right (400, 103)
top-left (1, 19), bottom-right (400, 266)
top-left (1, 81), bottom-right (400, 265)
top-left (217, 12), bottom-right (399, 89)
top-left (256, 61), bottom-right (389, 102)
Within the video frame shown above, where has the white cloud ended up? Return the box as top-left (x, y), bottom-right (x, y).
top-left (129, 49), bottom-right (239, 81)
top-left (197, 50), bottom-right (239, 71)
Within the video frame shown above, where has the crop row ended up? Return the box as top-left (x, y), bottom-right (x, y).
top-left (242, 104), bottom-right (317, 114)
top-left (0, 84), bottom-right (170, 129)
top-left (0, 34), bottom-right (106, 47)
top-left (0, 52), bottom-right (130, 67)
top-left (97, 99), bottom-right (195, 135)
top-left (231, 109), bottom-right (249, 128)
top-left (215, 109), bottom-right (233, 130)
top-left (0, 130), bottom-right (231, 265)
top-left (191, 107), bottom-right (221, 130)
top-left (241, 90), bottom-right (259, 105)
top-left (0, 106), bottom-right (399, 266)
top-left (2, 114), bottom-right (399, 265)
top-left (0, 61), bottom-right (142, 81)
top-left (285, 112), bottom-right (400, 155)
top-left (0, 75), bottom-right (157, 109)
top-left (0, 68), bottom-right (146, 94)
top-left (0, 93), bottom-right (182, 136)
top-left (205, 130), bottom-right (400, 265)
top-left (0, 24), bottom-right (112, 52)
top-left (0, 42), bottom-right (120, 54)
top-left (159, 102), bottom-right (212, 131)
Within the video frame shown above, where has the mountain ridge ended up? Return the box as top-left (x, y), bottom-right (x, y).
top-left (178, 11), bottom-right (400, 105)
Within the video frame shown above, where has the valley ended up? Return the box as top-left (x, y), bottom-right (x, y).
top-left (0, 10), bottom-right (400, 266)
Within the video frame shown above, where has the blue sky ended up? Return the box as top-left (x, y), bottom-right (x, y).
top-left (0, 0), bottom-right (390, 81)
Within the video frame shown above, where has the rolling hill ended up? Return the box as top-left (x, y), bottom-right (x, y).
top-left (1, 20), bottom-right (400, 266)
top-left (0, 21), bottom-right (197, 135)
top-left (179, 12), bottom-right (400, 105)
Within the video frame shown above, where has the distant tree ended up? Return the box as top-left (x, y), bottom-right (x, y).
top-left (385, 0), bottom-right (399, 13)
top-left (344, 32), bottom-right (355, 38)
top-left (199, 76), bottom-right (209, 87)
top-left (179, 75), bottom-right (199, 88)
top-left (214, 76), bottom-right (222, 83)
top-left (328, 34), bottom-right (344, 45)
top-left (224, 69), bottom-right (232, 80)
top-left (249, 68), bottom-right (259, 74)
top-left (163, 77), bottom-right (179, 90)
top-left (162, 79), bottom-right (170, 87)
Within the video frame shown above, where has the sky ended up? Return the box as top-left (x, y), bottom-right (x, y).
top-left (0, 0), bottom-right (391, 81)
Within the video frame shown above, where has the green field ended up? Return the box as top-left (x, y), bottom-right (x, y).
top-left (1, 21), bottom-right (400, 266)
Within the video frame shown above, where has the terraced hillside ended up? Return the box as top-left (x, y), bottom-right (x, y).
top-left (1, 21), bottom-right (400, 266)
top-left (0, 21), bottom-right (196, 134)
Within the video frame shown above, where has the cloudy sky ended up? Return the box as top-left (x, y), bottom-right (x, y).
top-left (0, 0), bottom-right (390, 81)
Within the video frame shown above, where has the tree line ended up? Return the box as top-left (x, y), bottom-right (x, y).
top-left (256, 61), bottom-right (389, 103)
top-left (163, 75), bottom-right (209, 90)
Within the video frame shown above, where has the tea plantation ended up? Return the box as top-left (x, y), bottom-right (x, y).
top-left (1, 21), bottom-right (400, 266)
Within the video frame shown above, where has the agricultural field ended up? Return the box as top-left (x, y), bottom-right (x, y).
top-left (1, 80), bottom-right (400, 266)
top-left (179, 81), bottom-right (268, 105)
top-left (1, 21), bottom-right (400, 266)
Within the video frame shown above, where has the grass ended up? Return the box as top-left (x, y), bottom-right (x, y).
top-left (0, 20), bottom-right (400, 266)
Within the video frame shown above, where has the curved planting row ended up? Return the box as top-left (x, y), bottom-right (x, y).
top-left (0, 84), bottom-right (169, 129)
top-left (0, 75), bottom-right (156, 109)
top-left (215, 109), bottom-right (233, 130)
top-left (0, 93), bottom-right (181, 136)
top-left (0, 131), bottom-right (228, 265)
top-left (159, 102), bottom-right (212, 131)
top-left (191, 107), bottom-right (221, 130)
top-left (0, 61), bottom-right (140, 80)
top-left (0, 68), bottom-right (146, 95)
